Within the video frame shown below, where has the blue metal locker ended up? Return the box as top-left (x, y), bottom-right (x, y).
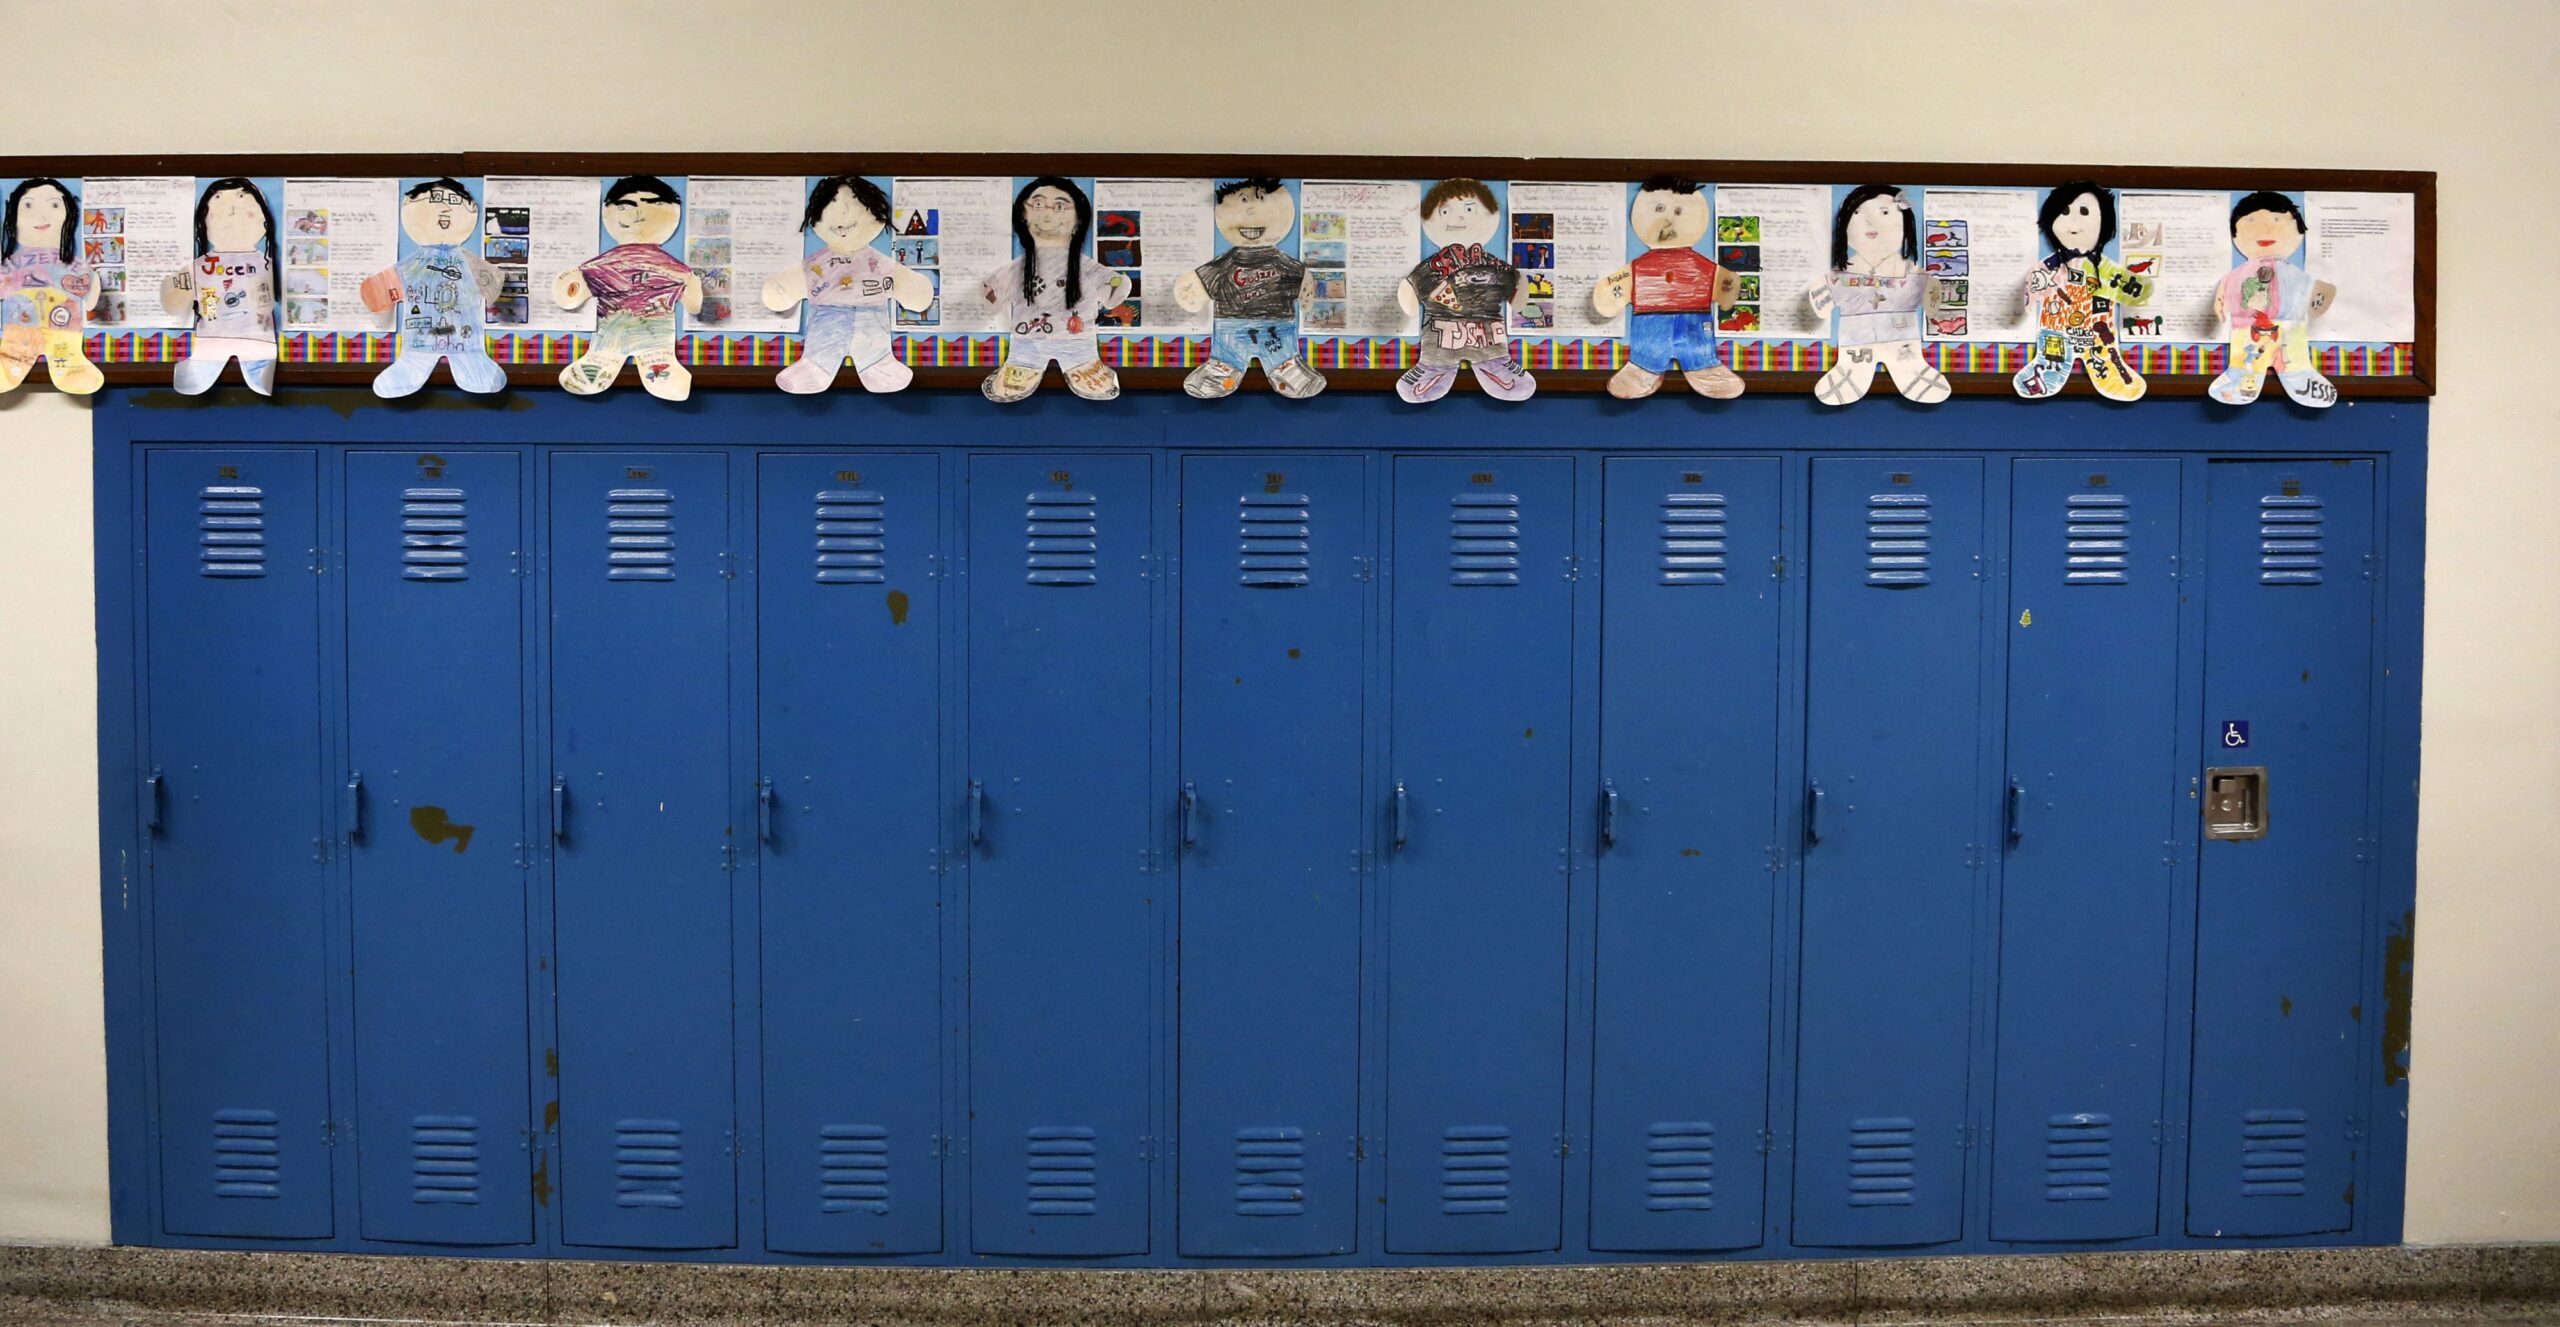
top-left (1384, 454), bottom-right (1575, 1255)
top-left (1989, 458), bottom-right (2181, 1242)
top-left (1176, 453), bottom-right (1369, 1258)
top-left (1794, 456), bottom-right (1985, 1249)
top-left (142, 448), bottom-right (335, 1240)
top-left (757, 452), bottom-right (947, 1255)
top-left (1589, 456), bottom-right (1784, 1253)
top-left (965, 453), bottom-right (1156, 1257)
top-left (2187, 459), bottom-right (2377, 1239)
top-left (548, 451), bottom-right (738, 1250)
top-left (345, 450), bottom-right (534, 1246)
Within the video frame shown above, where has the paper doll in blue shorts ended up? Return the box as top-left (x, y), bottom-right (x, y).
top-left (160, 178), bottom-right (280, 395)
top-left (1171, 177), bottom-right (1325, 400)
top-left (763, 175), bottom-right (935, 394)
top-left (360, 178), bottom-right (507, 397)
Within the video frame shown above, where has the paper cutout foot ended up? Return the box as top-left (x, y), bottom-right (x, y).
top-left (1397, 363), bottom-right (1458, 404)
top-left (1470, 356), bottom-right (1537, 402)
top-left (1266, 357), bottom-right (1326, 400)
top-left (2278, 368), bottom-right (2338, 408)
top-left (982, 362), bottom-right (1045, 404)
top-left (1184, 358), bottom-right (1243, 400)
top-left (173, 342), bottom-right (278, 396)
top-left (1684, 362), bottom-right (1745, 399)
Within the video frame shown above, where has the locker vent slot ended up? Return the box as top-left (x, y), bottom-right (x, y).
top-left (1233, 1126), bottom-right (1307, 1217)
top-left (198, 485), bottom-right (267, 578)
top-left (1439, 1125), bottom-right (1512, 1215)
top-left (606, 488), bottom-right (675, 581)
top-left (409, 1114), bottom-right (481, 1205)
top-left (211, 1108), bottom-right (282, 1199)
top-left (819, 1123), bottom-right (890, 1214)
top-left (1645, 1121), bottom-right (1716, 1211)
top-left (612, 1119), bottom-right (685, 1209)
top-left (1450, 492), bottom-right (1522, 586)
top-left (1025, 492), bottom-right (1098, 586)
top-left (2240, 1108), bottom-right (2310, 1196)
top-left (2259, 493), bottom-right (2325, 584)
top-left (1238, 493), bottom-right (1312, 588)
top-left (1866, 494), bottom-right (1931, 586)
top-left (1848, 1117), bottom-right (1918, 1206)
top-left (1659, 493), bottom-right (1728, 585)
top-left (2042, 1113), bottom-right (2113, 1203)
top-left (1026, 1125), bottom-right (1098, 1215)
top-left (813, 489), bottom-right (887, 584)
top-left (2064, 493), bottom-right (2130, 585)
top-left (400, 486), bottom-right (469, 581)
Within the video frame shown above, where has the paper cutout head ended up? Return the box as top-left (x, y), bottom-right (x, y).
top-left (3, 178), bottom-right (80, 265)
top-left (2229, 189), bottom-right (2308, 262)
top-left (2037, 181), bottom-right (2116, 259)
top-left (1212, 176), bottom-right (1293, 248)
top-left (802, 175), bottom-right (893, 252)
top-left (603, 174), bottom-right (684, 246)
top-left (194, 177), bottom-right (277, 270)
top-left (1630, 175), bottom-right (1710, 251)
top-left (1010, 176), bottom-right (1092, 306)
top-left (1831, 183), bottom-right (1916, 270)
top-left (1420, 178), bottom-right (1500, 247)
top-left (401, 177), bottom-right (478, 245)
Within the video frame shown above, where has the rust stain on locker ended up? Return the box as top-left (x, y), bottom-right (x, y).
top-left (886, 589), bottom-right (910, 625)
top-left (2383, 910), bottom-right (2415, 1086)
top-left (409, 805), bottom-right (474, 853)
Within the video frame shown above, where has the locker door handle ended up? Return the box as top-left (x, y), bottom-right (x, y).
top-left (2006, 782), bottom-right (2026, 843)
top-left (1600, 780), bottom-right (1620, 848)
top-left (1178, 780), bottom-right (1199, 850)
top-left (1392, 781), bottom-right (1410, 850)
top-left (550, 774), bottom-right (567, 843)
top-left (143, 768), bottom-right (163, 834)
top-left (966, 779), bottom-right (985, 847)
top-left (1805, 782), bottom-right (1827, 846)
top-left (344, 771), bottom-right (365, 841)
top-left (756, 778), bottom-right (774, 846)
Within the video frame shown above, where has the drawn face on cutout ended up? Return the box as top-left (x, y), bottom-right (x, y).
top-left (1630, 186), bottom-right (1708, 250)
top-left (1023, 186), bottom-right (1080, 245)
top-left (604, 190), bottom-right (682, 246)
top-left (400, 186), bottom-right (474, 246)
top-left (815, 186), bottom-right (886, 254)
top-left (1424, 193), bottom-right (1499, 248)
top-left (203, 187), bottom-right (268, 252)
top-left (1214, 185), bottom-right (1294, 249)
top-left (2049, 191), bottom-right (2105, 254)
top-left (16, 185), bottom-right (67, 253)
top-left (1846, 192), bottom-right (1905, 266)
top-left (2232, 207), bottom-right (2304, 261)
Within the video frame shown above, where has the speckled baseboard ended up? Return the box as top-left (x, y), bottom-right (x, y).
top-left (2, 1245), bottom-right (2555, 1326)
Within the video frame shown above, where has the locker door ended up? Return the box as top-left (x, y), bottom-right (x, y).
top-left (1384, 454), bottom-right (1575, 1255)
top-left (1795, 456), bottom-right (1985, 1249)
top-left (2187, 459), bottom-right (2376, 1239)
top-left (549, 451), bottom-right (737, 1250)
top-left (1990, 458), bottom-right (2181, 1242)
top-left (142, 448), bottom-right (335, 1239)
top-left (966, 454), bottom-right (1155, 1257)
top-left (1177, 453), bottom-right (1369, 1258)
top-left (1589, 456), bottom-right (1784, 1253)
top-left (346, 450), bottom-right (533, 1246)
top-left (758, 453), bottom-right (945, 1255)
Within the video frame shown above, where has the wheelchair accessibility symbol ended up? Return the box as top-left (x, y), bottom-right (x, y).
top-left (2219, 720), bottom-right (2251, 749)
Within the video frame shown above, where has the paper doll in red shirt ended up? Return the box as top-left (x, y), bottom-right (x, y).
top-left (1593, 176), bottom-right (1746, 399)
top-left (554, 175), bottom-right (702, 401)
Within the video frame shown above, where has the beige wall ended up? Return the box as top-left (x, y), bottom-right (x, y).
top-left (3, 0), bottom-right (2551, 1246)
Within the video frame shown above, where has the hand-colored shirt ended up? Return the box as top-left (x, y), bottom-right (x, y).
top-left (980, 247), bottom-right (1121, 337)
top-left (1629, 247), bottom-right (1721, 313)
top-left (581, 243), bottom-right (691, 318)
top-left (0, 251), bottom-right (93, 332)
top-left (1194, 246), bottom-right (1306, 320)
top-left (191, 251), bottom-right (275, 339)
top-left (1407, 243), bottom-right (1518, 323)
top-left (394, 244), bottom-right (486, 349)
top-left (805, 247), bottom-right (898, 307)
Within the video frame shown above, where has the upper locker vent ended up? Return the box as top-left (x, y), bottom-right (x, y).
top-left (1659, 492), bottom-right (1729, 585)
top-left (1026, 492), bottom-right (1098, 586)
top-left (1450, 491), bottom-right (1522, 586)
top-left (2260, 491), bottom-right (2325, 584)
top-left (1238, 492), bottom-right (1312, 588)
top-left (814, 489), bottom-right (887, 584)
top-left (198, 485), bottom-right (267, 577)
top-left (606, 488), bottom-right (674, 581)
top-left (2065, 492), bottom-right (2130, 585)
top-left (400, 486), bottom-right (468, 581)
top-left (1867, 492), bottom-right (1931, 586)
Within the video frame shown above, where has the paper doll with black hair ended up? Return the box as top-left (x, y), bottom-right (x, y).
top-left (1172, 177), bottom-right (1324, 400)
top-left (1805, 184), bottom-right (1949, 406)
top-left (977, 176), bottom-right (1129, 403)
top-left (554, 174), bottom-right (701, 400)
top-left (0, 177), bottom-right (103, 394)
top-left (2208, 190), bottom-right (2337, 408)
top-left (360, 178), bottom-right (507, 397)
top-left (161, 177), bottom-right (280, 395)
top-left (2013, 181), bottom-right (2152, 401)
top-left (764, 174), bottom-right (934, 394)
top-left (1395, 178), bottom-right (1534, 403)
top-left (1593, 176), bottom-right (1744, 400)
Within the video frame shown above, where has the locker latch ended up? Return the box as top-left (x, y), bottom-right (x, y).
top-left (2202, 766), bottom-right (2268, 840)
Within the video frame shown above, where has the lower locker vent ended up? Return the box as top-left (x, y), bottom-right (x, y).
top-left (813, 489), bottom-right (887, 584)
top-left (1866, 493), bottom-right (1931, 586)
top-left (613, 1119), bottom-right (684, 1209)
top-left (606, 489), bottom-right (675, 581)
top-left (2259, 493), bottom-right (2325, 584)
top-left (1645, 1121), bottom-right (1715, 1211)
top-left (2241, 1108), bottom-right (2310, 1196)
top-left (1848, 1117), bottom-right (1918, 1207)
top-left (400, 486), bottom-right (468, 581)
top-left (1440, 1125), bottom-right (1512, 1215)
top-left (409, 1114), bottom-right (481, 1205)
top-left (1026, 493), bottom-right (1098, 586)
top-left (1026, 1126), bottom-right (1098, 1216)
top-left (819, 1124), bottom-right (890, 1214)
top-left (1659, 493), bottom-right (1729, 585)
top-left (1449, 492), bottom-right (1522, 586)
top-left (198, 485), bottom-right (267, 578)
top-left (2064, 493), bottom-right (2130, 584)
top-left (2043, 1112), bottom-right (2113, 1203)
top-left (1234, 1126), bottom-right (1307, 1217)
top-left (211, 1108), bottom-right (281, 1199)
top-left (1238, 493), bottom-right (1312, 587)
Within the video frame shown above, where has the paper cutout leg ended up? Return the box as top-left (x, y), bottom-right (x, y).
top-left (2209, 327), bottom-right (2278, 405)
top-left (446, 345), bottom-right (508, 395)
top-left (1815, 346), bottom-right (1882, 406)
top-left (1880, 340), bottom-right (1951, 404)
top-left (2014, 330), bottom-right (2075, 399)
top-left (173, 337), bottom-right (277, 397)
top-left (373, 351), bottom-right (443, 399)
top-left (777, 306), bottom-right (858, 394)
top-left (0, 293), bottom-right (102, 395)
top-left (2273, 321), bottom-right (2335, 407)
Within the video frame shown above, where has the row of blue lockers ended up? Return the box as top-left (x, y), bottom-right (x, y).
top-left (95, 396), bottom-right (2420, 1264)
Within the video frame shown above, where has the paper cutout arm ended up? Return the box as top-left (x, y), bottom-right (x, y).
top-left (1102, 269), bottom-right (1132, 309)
top-left (359, 268), bottom-right (402, 316)
top-left (69, 268), bottom-right (101, 315)
top-left (1394, 276), bottom-right (1420, 320)
top-left (889, 263), bottom-right (934, 313)
top-left (2310, 279), bottom-right (2337, 318)
top-left (1173, 269), bottom-right (1210, 315)
top-left (1804, 275), bottom-right (1834, 318)
top-left (1592, 264), bottom-right (1632, 318)
top-left (159, 268), bottom-right (194, 318)
top-left (466, 254), bottom-right (503, 303)
top-left (553, 268), bottom-right (591, 311)
top-left (761, 268), bottom-right (804, 315)
top-left (1923, 273), bottom-right (1947, 317)
top-left (681, 270), bottom-right (705, 317)
top-left (1713, 266), bottom-right (1742, 311)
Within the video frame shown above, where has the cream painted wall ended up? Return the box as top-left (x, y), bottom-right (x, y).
top-left (1, 0), bottom-right (2551, 1246)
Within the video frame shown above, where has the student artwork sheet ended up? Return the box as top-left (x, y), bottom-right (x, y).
top-left (1918, 187), bottom-right (2038, 343)
top-left (280, 177), bottom-right (398, 333)
top-left (683, 176), bottom-right (804, 334)
top-left (2116, 190), bottom-right (2230, 341)
top-left (1093, 178), bottom-right (1214, 336)
top-left (890, 176), bottom-right (1012, 335)
top-left (1506, 181), bottom-right (1625, 337)
top-left (2306, 191), bottom-right (2417, 343)
top-left (81, 176), bottom-right (192, 329)
top-left (480, 176), bottom-right (599, 333)
top-left (1297, 179), bottom-right (1421, 338)
top-left (1711, 183), bottom-right (1827, 338)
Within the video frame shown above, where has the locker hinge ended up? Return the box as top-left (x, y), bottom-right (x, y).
top-left (1771, 554), bottom-right (1788, 582)
top-left (1955, 1124), bottom-right (1976, 1151)
top-left (719, 550), bottom-right (739, 580)
top-left (1353, 555), bottom-right (1375, 583)
top-left (1756, 1129), bottom-right (1776, 1158)
top-left (927, 1133), bottom-right (947, 1161)
top-left (2344, 1114), bottom-right (2367, 1143)
top-left (1561, 553), bottom-right (1580, 583)
top-left (308, 546), bottom-right (325, 575)
top-left (2161, 837), bottom-right (2182, 867)
top-left (720, 843), bottom-right (740, 872)
top-left (320, 1118), bottom-right (337, 1147)
top-left (2166, 552), bottom-right (2182, 583)
top-left (1971, 552), bottom-right (1984, 581)
top-left (1764, 844), bottom-right (1782, 875)
top-left (1554, 1132), bottom-right (1572, 1158)
top-left (1138, 553), bottom-right (1163, 582)
top-left (1137, 1134), bottom-right (1156, 1163)
top-left (1351, 1136), bottom-right (1367, 1162)
top-left (310, 837), bottom-right (331, 865)
top-left (2363, 552), bottom-right (2381, 582)
top-left (2151, 1119), bottom-right (2167, 1149)
top-left (511, 550), bottom-right (525, 579)
top-left (925, 552), bottom-right (945, 582)
top-left (512, 840), bottom-right (529, 870)
top-left (1962, 842), bottom-right (1983, 871)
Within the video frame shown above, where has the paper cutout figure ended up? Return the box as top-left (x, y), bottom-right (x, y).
top-left (161, 178), bottom-right (279, 396)
top-left (1395, 179), bottom-right (1535, 403)
top-left (1593, 175), bottom-right (1744, 400)
top-left (2013, 182), bottom-right (2152, 402)
top-left (764, 175), bottom-right (934, 394)
top-left (1172, 177), bottom-right (1325, 401)
top-left (2208, 191), bottom-right (2338, 408)
top-left (554, 175), bottom-right (701, 400)
top-left (977, 177), bottom-right (1128, 403)
top-left (359, 178), bottom-right (507, 397)
top-left (0, 178), bottom-right (103, 394)
top-left (1806, 184), bottom-right (1949, 407)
